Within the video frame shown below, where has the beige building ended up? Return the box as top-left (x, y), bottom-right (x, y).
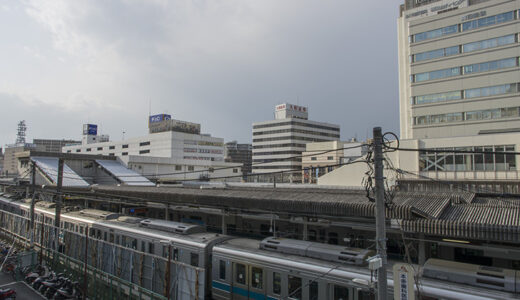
top-left (2, 144), bottom-right (40, 176)
top-left (301, 141), bottom-right (365, 183)
top-left (398, 0), bottom-right (520, 139)
top-left (320, 0), bottom-right (520, 187)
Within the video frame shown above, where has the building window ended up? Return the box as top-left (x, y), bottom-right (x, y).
top-left (75, 149), bottom-right (81, 153)
top-left (108, 153), bottom-right (115, 156)
top-left (463, 34), bottom-right (516, 53)
top-left (97, 147), bottom-right (103, 151)
top-left (327, 156), bottom-right (333, 160)
top-left (413, 24), bottom-right (458, 43)
top-left (462, 11), bottom-right (514, 32)
top-left (139, 141), bottom-right (150, 146)
top-left (209, 168), bottom-right (214, 173)
top-left (311, 157), bottom-right (317, 161)
top-left (175, 165), bottom-right (182, 171)
top-left (188, 166), bottom-right (194, 171)
top-left (66, 150), bottom-right (71, 153)
top-left (139, 149), bottom-right (150, 154)
top-left (122, 152), bottom-right (128, 156)
top-left (464, 57), bottom-right (517, 75)
top-left (109, 146), bottom-right (115, 150)
top-left (233, 168), bottom-right (238, 173)
top-left (414, 67), bottom-right (460, 82)
top-left (122, 144), bottom-right (129, 149)
top-left (419, 145), bottom-right (516, 172)
top-left (86, 148), bottom-right (91, 152)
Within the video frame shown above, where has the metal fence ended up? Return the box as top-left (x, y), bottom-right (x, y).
top-left (0, 209), bottom-right (204, 300)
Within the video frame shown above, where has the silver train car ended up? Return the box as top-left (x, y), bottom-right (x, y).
top-left (423, 258), bottom-right (520, 294)
top-left (1, 196), bottom-right (519, 299)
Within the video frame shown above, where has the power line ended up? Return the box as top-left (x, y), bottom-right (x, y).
top-left (29, 144), bottom-right (367, 180)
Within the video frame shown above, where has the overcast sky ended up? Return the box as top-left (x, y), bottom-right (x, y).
top-left (0, 0), bottom-right (401, 148)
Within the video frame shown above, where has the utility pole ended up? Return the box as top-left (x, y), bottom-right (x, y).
top-left (30, 162), bottom-right (36, 248)
top-left (373, 127), bottom-right (388, 299)
top-left (54, 159), bottom-right (64, 254)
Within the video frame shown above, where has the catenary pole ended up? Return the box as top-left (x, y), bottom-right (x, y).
top-left (30, 162), bottom-right (36, 248)
top-left (54, 159), bottom-right (64, 254)
top-left (373, 127), bottom-right (388, 299)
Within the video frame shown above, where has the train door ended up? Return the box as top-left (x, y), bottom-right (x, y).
top-left (330, 284), bottom-right (353, 300)
top-left (249, 265), bottom-right (266, 299)
top-left (232, 262), bottom-right (248, 300)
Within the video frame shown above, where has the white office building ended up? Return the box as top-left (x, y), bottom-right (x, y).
top-left (62, 116), bottom-right (241, 182)
top-left (252, 104), bottom-right (340, 182)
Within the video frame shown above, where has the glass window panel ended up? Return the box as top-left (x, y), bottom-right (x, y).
top-left (288, 276), bottom-right (302, 300)
top-left (484, 147), bottom-right (494, 171)
top-left (495, 146), bottom-right (506, 171)
top-left (219, 260), bottom-right (226, 280)
top-left (273, 272), bottom-right (281, 295)
top-left (474, 147), bottom-right (484, 171)
top-left (309, 281), bottom-right (319, 300)
top-left (505, 146), bottom-right (516, 170)
top-left (334, 285), bottom-right (350, 300)
top-left (251, 267), bottom-right (263, 289)
top-left (235, 263), bottom-right (246, 285)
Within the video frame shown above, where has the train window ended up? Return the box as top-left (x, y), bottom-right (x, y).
top-left (109, 234), bottom-right (114, 243)
top-left (162, 246), bottom-right (168, 258)
top-left (334, 285), bottom-right (349, 300)
top-left (141, 241), bottom-right (145, 252)
top-left (79, 227), bottom-right (83, 234)
top-left (357, 289), bottom-right (375, 300)
top-left (235, 263), bottom-right (246, 285)
top-left (190, 253), bottom-right (199, 267)
top-left (104, 232), bottom-right (107, 241)
top-left (131, 238), bottom-right (137, 249)
top-left (251, 267), bottom-right (263, 289)
top-left (309, 281), bottom-right (318, 300)
top-left (173, 248), bottom-right (178, 260)
top-left (122, 236), bottom-right (127, 246)
top-left (273, 272), bottom-right (281, 295)
top-left (219, 260), bottom-right (226, 280)
top-left (288, 276), bottom-right (302, 300)
top-left (97, 230), bottom-right (102, 239)
top-left (148, 243), bottom-right (154, 254)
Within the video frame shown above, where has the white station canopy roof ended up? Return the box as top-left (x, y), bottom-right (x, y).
top-left (31, 157), bottom-right (90, 187)
top-left (95, 160), bottom-right (155, 186)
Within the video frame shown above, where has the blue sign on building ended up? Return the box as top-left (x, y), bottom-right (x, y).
top-left (149, 114), bottom-right (171, 124)
top-left (83, 124), bottom-right (98, 135)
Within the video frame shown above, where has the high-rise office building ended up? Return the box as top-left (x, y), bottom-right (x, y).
top-left (252, 104), bottom-right (340, 182)
top-left (398, 0), bottom-right (520, 139)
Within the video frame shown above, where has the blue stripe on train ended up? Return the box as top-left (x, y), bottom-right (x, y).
top-left (212, 281), bottom-right (231, 292)
top-left (212, 280), bottom-right (276, 300)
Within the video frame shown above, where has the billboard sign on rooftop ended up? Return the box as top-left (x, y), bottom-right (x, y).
top-left (149, 114), bottom-right (172, 124)
top-left (83, 124), bottom-right (98, 136)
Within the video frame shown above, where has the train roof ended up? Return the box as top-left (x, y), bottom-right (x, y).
top-left (260, 237), bottom-right (374, 265)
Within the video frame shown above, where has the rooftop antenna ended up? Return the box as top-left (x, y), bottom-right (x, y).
top-left (16, 120), bottom-right (27, 145)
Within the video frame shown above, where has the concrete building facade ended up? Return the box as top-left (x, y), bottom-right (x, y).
top-left (252, 104), bottom-right (340, 182)
top-left (398, 0), bottom-right (520, 139)
top-left (225, 141), bottom-right (252, 179)
top-left (301, 141), bottom-right (366, 183)
top-left (62, 116), bottom-right (242, 182)
top-left (320, 0), bottom-right (520, 187)
top-left (33, 139), bottom-right (80, 153)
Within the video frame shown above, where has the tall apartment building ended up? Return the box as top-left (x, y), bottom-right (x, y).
top-left (252, 104), bottom-right (340, 182)
top-left (398, 0), bottom-right (520, 139)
